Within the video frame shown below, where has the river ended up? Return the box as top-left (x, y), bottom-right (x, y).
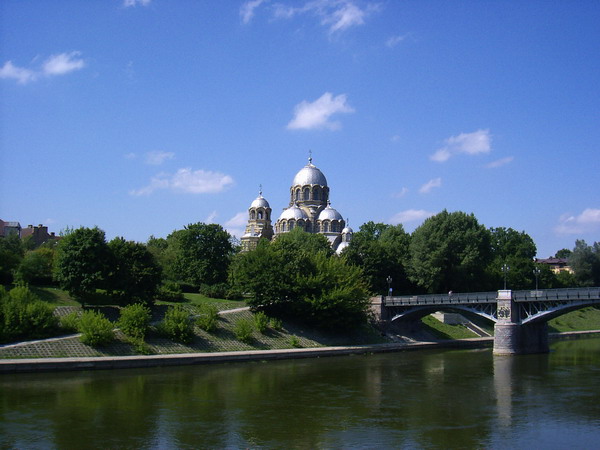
top-left (1, 337), bottom-right (599, 449)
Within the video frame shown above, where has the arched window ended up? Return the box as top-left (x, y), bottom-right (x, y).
top-left (250, 210), bottom-right (256, 220)
top-left (295, 189), bottom-right (300, 202)
top-left (323, 222), bottom-right (329, 232)
top-left (281, 222), bottom-right (286, 232)
top-left (313, 187), bottom-right (320, 201)
top-left (303, 187), bottom-right (310, 201)
top-left (331, 222), bottom-right (337, 233)
top-left (297, 220), bottom-right (304, 230)
top-left (289, 220), bottom-right (295, 230)
top-left (258, 211), bottom-right (263, 220)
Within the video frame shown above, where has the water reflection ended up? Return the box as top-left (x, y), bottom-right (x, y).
top-left (1, 338), bottom-right (600, 449)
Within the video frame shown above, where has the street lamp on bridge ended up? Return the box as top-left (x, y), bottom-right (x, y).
top-left (386, 276), bottom-right (392, 297)
top-left (533, 266), bottom-right (541, 293)
top-left (501, 264), bottom-right (510, 290)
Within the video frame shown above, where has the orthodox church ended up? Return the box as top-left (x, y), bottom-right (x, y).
top-left (241, 157), bottom-right (353, 253)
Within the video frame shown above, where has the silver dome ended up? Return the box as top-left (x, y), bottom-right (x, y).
top-left (292, 160), bottom-right (328, 187)
top-left (278, 204), bottom-right (309, 221)
top-left (318, 204), bottom-right (343, 221)
top-left (250, 195), bottom-right (270, 209)
top-left (341, 226), bottom-right (353, 234)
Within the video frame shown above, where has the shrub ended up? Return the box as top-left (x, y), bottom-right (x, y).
top-left (234, 318), bottom-right (254, 344)
top-left (60, 312), bottom-right (80, 333)
top-left (1, 285), bottom-right (59, 342)
top-left (254, 311), bottom-right (269, 334)
top-left (78, 310), bottom-right (115, 346)
top-left (199, 283), bottom-right (228, 299)
top-left (118, 303), bottom-right (151, 339)
top-left (269, 317), bottom-right (283, 331)
top-left (127, 336), bottom-right (152, 355)
top-left (156, 281), bottom-right (184, 302)
top-left (289, 336), bottom-right (301, 348)
top-left (160, 305), bottom-right (193, 344)
top-left (196, 304), bottom-right (219, 333)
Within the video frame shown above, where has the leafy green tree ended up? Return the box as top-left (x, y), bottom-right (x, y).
top-left (15, 247), bottom-right (55, 285)
top-left (170, 223), bottom-right (236, 288)
top-left (555, 248), bottom-right (572, 259)
top-left (106, 237), bottom-right (162, 305)
top-left (487, 227), bottom-right (537, 290)
top-left (147, 235), bottom-right (179, 282)
top-left (342, 221), bottom-right (414, 295)
top-left (408, 210), bottom-right (492, 293)
top-left (0, 234), bottom-right (24, 284)
top-left (54, 227), bottom-right (111, 301)
top-left (568, 240), bottom-right (600, 287)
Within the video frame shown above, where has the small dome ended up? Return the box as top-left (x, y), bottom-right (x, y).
top-left (342, 226), bottom-right (353, 234)
top-left (318, 203), bottom-right (343, 221)
top-left (336, 241), bottom-right (350, 254)
top-left (292, 158), bottom-right (328, 187)
top-left (278, 204), bottom-right (309, 221)
top-left (250, 195), bottom-right (270, 209)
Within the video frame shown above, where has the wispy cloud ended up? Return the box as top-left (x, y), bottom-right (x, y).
top-left (224, 211), bottom-right (248, 238)
top-left (485, 156), bottom-right (513, 169)
top-left (430, 129), bottom-right (491, 163)
top-left (205, 211), bottom-right (219, 223)
top-left (386, 33), bottom-right (409, 48)
top-left (555, 208), bottom-right (600, 235)
top-left (287, 92), bottom-right (354, 130)
top-left (389, 209), bottom-right (435, 226)
top-left (1, 52), bottom-right (85, 84)
top-left (419, 177), bottom-right (442, 194)
top-left (269, 0), bottom-right (379, 34)
top-left (130, 168), bottom-right (234, 196)
top-left (240, 0), bottom-right (268, 24)
top-left (123, 0), bottom-right (151, 7)
top-left (145, 151), bottom-right (175, 165)
top-left (392, 187), bottom-right (408, 198)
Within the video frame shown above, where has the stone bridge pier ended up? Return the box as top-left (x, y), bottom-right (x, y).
top-left (493, 290), bottom-right (549, 355)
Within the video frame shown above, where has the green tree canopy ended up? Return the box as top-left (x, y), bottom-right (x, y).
top-left (15, 247), bottom-right (55, 285)
top-left (0, 234), bottom-right (24, 284)
top-left (487, 227), bottom-right (537, 290)
top-left (53, 227), bottom-right (111, 300)
top-left (408, 210), bottom-right (492, 293)
top-left (106, 237), bottom-right (162, 305)
top-left (342, 221), bottom-right (414, 295)
top-left (170, 223), bottom-right (236, 287)
top-left (568, 240), bottom-right (600, 287)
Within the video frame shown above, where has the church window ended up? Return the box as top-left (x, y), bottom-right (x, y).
top-left (331, 222), bottom-right (337, 232)
top-left (289, 220), bottom-right (295, 230)
top-left (295, 189), bottom-right (300, 202)
top-left (313, 187), bottom-right (320, 200)
top-left (323, 222), bottom-right (329, 232)
top-left (258, 211), bottom-right (263, 220)
top-left (281, 222), bottom-right (286, 232)
top-left (303, 187), bottom-right (310, 201)
top-left (250, 211), bottom-right (255, 220)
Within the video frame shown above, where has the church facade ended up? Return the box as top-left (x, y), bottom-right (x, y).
top-left (241, 158), bottom-right (352, 253)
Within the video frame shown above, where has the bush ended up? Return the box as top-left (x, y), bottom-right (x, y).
top-left (127, 336), bottom-right (152, 355)
top-left (78, 310), bottom-right (115, 346)
top-left (234, 318), bottom-right (254, 344)
top-left (60, 312), bottom-right (80, 333)
top-left (160, 305), bottom-right (193, 344)
top-left (118, 303), bottom-right (151, 339)
top-left (196, 304), bottom-right (219, 333)
top-left (1, 285), bottom-right (59, 342)
top-left (156, 281), bottom-right (184, 302)
top-left (289, 336), bottom-right (301, 348)
top-left (269, 317), bottom-right (283, 331)
top-left (199, 283), bottom-right (228, 299)
top-left (254, 311), bottom-right (269, 334)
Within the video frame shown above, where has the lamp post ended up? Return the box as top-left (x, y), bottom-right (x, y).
top-left (533, 267), bottom-right (541, 294)
top-left (386, 276), bottom-right (392, 298)
top-left (501, 264), bottom-right (510, 290)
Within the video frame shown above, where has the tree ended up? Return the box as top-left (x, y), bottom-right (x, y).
top-left (0, 234), bottom-right (24, 284)
top-left (54, 227), bottom-right (111, 301)
top-left (106, 237), bottom-right (162, 305)
top-left (408, 210), bottom-right (492, 293)
top-left (487, 227), bottom-right (537, 290)
top-left (342, 222), bottom-right (414, 295)
top-left (555, 248), bottom-right (572, 259)
top-left (15, 247), bottom-right (55, 285)
top-left (170, 223), bottom-right (235, 287)
top-left (568, 240), bottom-right (600, 287)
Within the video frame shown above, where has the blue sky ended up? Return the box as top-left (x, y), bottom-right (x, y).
top-left (1, 0), bottom-right (599, 258)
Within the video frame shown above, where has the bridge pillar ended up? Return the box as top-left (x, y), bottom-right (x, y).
top-left (493, 290), bottom-right (549, 355)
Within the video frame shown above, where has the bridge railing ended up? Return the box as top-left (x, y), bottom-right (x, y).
top-left (384, 291), bottom-right (497, 306)
top-left (512, 287), bottom-right (600, 302)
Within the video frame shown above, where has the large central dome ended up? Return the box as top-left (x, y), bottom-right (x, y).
top-left (292, 158), bottom-right (328, 187)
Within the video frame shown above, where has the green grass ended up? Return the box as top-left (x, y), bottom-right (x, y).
top-left (548, 306), bottom-right (600, 332)
top-left (420, 315), bottom-right (480, 340)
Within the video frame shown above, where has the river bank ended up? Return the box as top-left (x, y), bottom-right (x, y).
top-left (2, 330), bottom-right (599, 374)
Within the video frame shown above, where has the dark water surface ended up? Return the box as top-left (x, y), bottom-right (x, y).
top-left (2, 338), bottom-right (600, 449)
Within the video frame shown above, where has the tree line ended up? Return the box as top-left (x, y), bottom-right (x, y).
top-left (1, 210), bottom-right (599, 329)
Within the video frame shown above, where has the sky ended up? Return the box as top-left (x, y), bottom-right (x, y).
top-left (1, 0), bottom-right (599, 259)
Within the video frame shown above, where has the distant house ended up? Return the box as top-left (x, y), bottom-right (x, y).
top-left (20, 224), bottom-right (58, 247)
top-left (0, 219), bottom-right (22, 238)
top-left (535, 257), bottom-right (574, 274)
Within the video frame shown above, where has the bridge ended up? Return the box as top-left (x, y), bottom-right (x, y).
top-left (371, 287), bottom-right (600, 354)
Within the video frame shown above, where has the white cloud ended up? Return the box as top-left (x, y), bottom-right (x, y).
top-left (0, 61), bottom-right (37, 84)
top-left (555, 208), bottom-right (600, 235)
top-left (130, 168), bottom-right (234, 196)
top-left (389, 209), bottom-right (435, 225)
top-left (430, 129), bottom-right (492, 162)
top-left (240, 0), bottom-right (268, 24)
top-left (123, 0), bottom-right (151, 7)
top-left (419, 177), bottom-right (442, 194)
top-left (386, 34), bottom-right (408, 48)
top-left (205, 211), bottom-right (219, 223)
top-left (392, 187), bottom-right (408, 198)
top-left (485, 156), bottom-right (513, 169)
top-left (224, 212), bottom-right (248, 239)
top-left (145, 151), bottom-right (175, 165)
top-left (287, 92), bottom-right (354, 130)
top-left (1, 52), bottom-right (85, 84)
top-left (272, 0), bottom-right (377, 34)
top-left (42, 52), bottom-right (85, 75)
